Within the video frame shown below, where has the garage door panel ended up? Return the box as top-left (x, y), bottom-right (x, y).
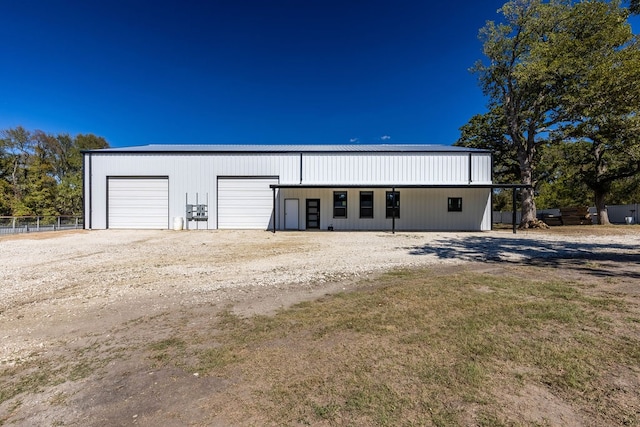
top-left (108, 178), bottom-right (169, 229)
top-left (218, 178), bottom-right (277, 229)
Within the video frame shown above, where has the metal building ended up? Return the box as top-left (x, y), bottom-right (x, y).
top-left (83, 144), bottom-right (493, 231)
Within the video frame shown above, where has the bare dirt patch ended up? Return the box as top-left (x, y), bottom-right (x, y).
top-left (1, 228), bottom-right (639, 425)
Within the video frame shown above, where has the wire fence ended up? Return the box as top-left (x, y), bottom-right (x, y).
top-left (493, 203), bottom-right (639, 225)
top-left (0, 216), bottom-right (83, 236)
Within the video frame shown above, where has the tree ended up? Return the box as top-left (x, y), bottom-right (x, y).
top-left (456, 107), bottom-right (519, 211)
top-left (0, 127), bottom-right (109, 217)
top-left (58, 134), bottom-right (108, 215)
top-left (0, 127), bottom-right (34, 214)
top-left (473, 0), bottom-right (570, 228)
top-left (21, 137), bottom-right (58, 217)
top-left (553, 0), bottom-right (640, 224)
top-left (468, 0), bottom-right (640, 225)
top-left (456, 106), bottom-right (569, 212)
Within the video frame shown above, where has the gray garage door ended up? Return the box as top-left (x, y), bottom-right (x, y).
top-left (217, 177), bottom-right (278, 229)
top-left (108, 178), bottom-right (169, 229)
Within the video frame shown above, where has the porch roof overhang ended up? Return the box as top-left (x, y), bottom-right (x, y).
top-left (270, 183), bottom-right (531, 234)
top-left (270, 183), bottom-right (530, 189)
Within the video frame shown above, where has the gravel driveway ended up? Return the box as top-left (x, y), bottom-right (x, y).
top-left (1, 228), bottom-right (639, 425)
top-left (3, 228), bottom-right (639, 365)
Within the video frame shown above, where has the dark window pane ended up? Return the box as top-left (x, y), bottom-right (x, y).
top-left (386, 191), bottom-right (400, 218)
top-left (448, 197), bottom-right (462, 212)
top-left (360, 191), bottom-right (374, 218)
top-left (333, 191), bottom-right (347, 218)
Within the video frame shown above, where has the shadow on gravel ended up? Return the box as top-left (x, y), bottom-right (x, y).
top-left (406, 236), bottom-right (640, 279)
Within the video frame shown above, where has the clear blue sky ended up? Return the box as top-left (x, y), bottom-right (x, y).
top-left (1, 1), bottom-right (634, 148)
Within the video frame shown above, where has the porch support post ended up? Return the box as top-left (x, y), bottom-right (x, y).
top-left (512, 187), bottom-right (517, 234)
top-left (392, 186), bottom-right (396, 234)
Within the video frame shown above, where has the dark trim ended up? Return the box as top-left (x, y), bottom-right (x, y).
top-left (448, 197), bottom-right (463, 212)
top-left (468, 153), bottom-right (473, 184)
top-left (270, 184), bottom-right (530, 189)
top-left (305, 198), bottom-right (321, 230)
top-left (81, 148), bottom-right (492, 155)
top-left (390, 188), bottom-right (396, 234)
top-left (359, 191), bottom-right (374, 219)
top-left (106, 175), bottom-right (170, 180)
top-left (490, 188), bottom-right (494, 231)
top-left (299, 153), bottom-right (303, 184)
top-left (217, 175), bottom-right (280, 180)
top-left (490, 155), bottom-right (495, 230)
top-left (332, 191), bottom-right (348, 219)
top-left (512, 188), bottom-right (518, 235)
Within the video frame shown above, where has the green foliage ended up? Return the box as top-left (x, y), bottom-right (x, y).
top-left (456, 107), bottom-right (518, 185)
top-left (0, 127), bottom-right (109, 217)
top-left (461, 0), bottom-right (640, 218)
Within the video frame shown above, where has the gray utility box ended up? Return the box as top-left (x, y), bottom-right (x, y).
top-left (186, 204), bottom-right (208, 221)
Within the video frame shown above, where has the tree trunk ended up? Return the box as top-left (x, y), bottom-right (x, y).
top-left (594, 187), bottom-right (610, 225)
top-left (517, 141), bottom-right (537, 228)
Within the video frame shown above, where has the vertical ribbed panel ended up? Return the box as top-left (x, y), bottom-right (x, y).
top-left (301, 153), bottom-right (481, 185)
top-left (88, 151), bottom-right (492, 230)
top-left (89, 153), bottom-right (299, 229)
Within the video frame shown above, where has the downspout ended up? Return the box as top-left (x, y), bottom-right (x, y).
top-left (468, 152), bottom-right (473, 184)
top-left (299, 153), bottom-right (303, 184)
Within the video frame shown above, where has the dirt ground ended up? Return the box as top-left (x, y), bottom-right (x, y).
top-left (1, 227), bottom-right (639, 426)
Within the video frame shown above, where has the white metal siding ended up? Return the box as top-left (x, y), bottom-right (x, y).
top-left (217, 178), bottom-right (278, 229)
top-left (86, 154), bottom-right (299, 229)
top-left (277, 188), bottom-right (492, 231)
top-left (108, 178), bottom-right (169, 229)
top-left (86, 151), bottom-right (491, 230)
top-left (301, 153), bottom-right (486, 185)
top-left (471, 153), bottom-right (492, 184)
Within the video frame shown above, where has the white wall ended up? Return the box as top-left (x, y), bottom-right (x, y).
top-left (301, 152), bottom-right (491, 185)
top-left (85, 153), bottom-right (299, 229)
top-left (85, 151), bottom-right (492, 230)
top-left (277, 188), bottom-right (492, 231)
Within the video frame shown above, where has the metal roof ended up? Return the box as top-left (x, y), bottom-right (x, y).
top-left (85, 144), bottom-right (490, 154)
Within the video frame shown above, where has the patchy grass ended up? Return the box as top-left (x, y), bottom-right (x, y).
top-left (2, 267), bottom-right (639, 426)
top-left (166, 269), bottom-right (640, 426)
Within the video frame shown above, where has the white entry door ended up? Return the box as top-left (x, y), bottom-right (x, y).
top-left (284, 199), bottom-right (299, 230)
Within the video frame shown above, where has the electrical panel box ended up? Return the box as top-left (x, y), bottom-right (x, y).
top-left (186, 204), bottom-right (208, 221)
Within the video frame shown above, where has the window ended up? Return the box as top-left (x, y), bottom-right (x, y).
top-left (386, 191), bottom-right (400, 218)
top-left (333, 191), bottom-right (347, 218)
top-left (360, 191), bottom-right (374, 218)
top-left (448, 197), bottom-right (462, 212)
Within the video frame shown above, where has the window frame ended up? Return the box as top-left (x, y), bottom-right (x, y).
top-left (333, 191), bottom-right (348, 218)
top-left (448, 197), bottom-right (463, 212)
top-left (385, 191), bottom-right (400, 218)
top-left (359, 191), bottom-right (374, 219)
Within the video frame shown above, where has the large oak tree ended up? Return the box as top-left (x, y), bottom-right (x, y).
top-left (466, 0), bottom-right (640, 226)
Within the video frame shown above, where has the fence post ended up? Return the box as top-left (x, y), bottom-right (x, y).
top-left (57, 216), bottom-right (61, 230)
top-left (37, 216), bottom-right (40, 231)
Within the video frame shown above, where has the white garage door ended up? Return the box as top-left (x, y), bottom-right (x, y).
top-left (108, 178), bottom-right (169, 229)
top-left (218, 177), bottom-right (278, 229)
